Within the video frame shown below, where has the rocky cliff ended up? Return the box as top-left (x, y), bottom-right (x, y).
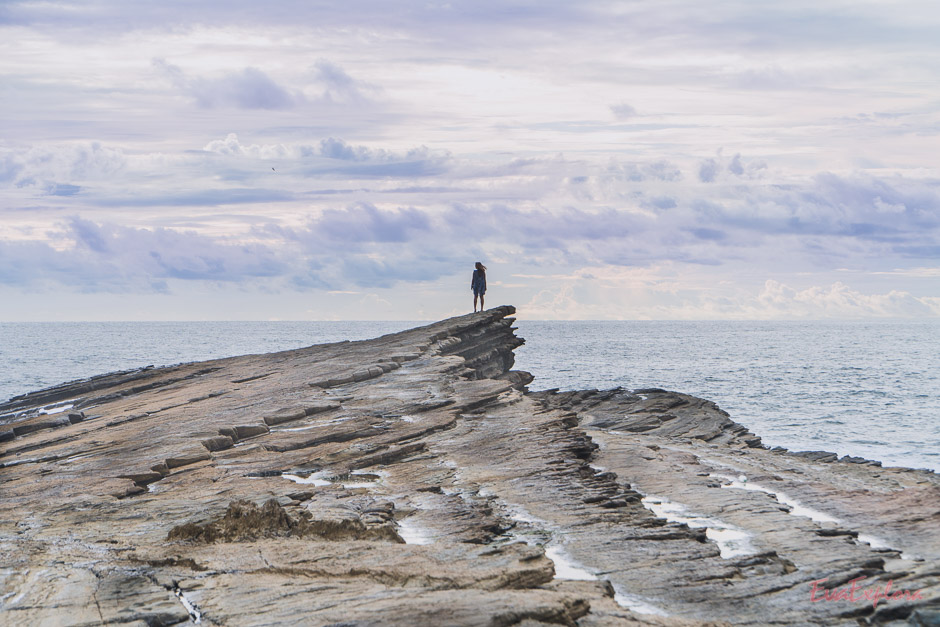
top-left (0, 307), bottom-right (937, 626)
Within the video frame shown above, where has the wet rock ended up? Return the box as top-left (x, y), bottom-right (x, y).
top-left (263, 407), bottom-right (307, 425)
top-left (201, 435), bottom-right (234, 451)
top-left (232, 423), bottom-right (269, 439)
top-left (164, 448), bottom-right (211, 469)
top-left (12, 416), bottom-right (71, 436)
top-left (792, 450), bottom-right (840, 463)
top-left (305, 400), bottom-right (342, 415)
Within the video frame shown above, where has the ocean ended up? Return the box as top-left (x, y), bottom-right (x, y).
top-left (1, 319), bottom-right (937, 472)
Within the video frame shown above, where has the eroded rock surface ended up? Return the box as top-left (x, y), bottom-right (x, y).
top-left (1, 307), bottom-right (937, 626)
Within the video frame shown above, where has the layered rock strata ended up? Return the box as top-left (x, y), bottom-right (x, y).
top-left (0, 307), bottom-right (937, 626)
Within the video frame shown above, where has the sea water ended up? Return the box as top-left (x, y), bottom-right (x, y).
top-left (1, 319), bottom-right (937, 472)
top-left (515, 320), bottom-right (940, 472)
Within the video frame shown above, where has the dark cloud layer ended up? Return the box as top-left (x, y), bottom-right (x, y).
top-left (154, 59), bottom-right (301, 109)
top-left (0, 218), bottom-right (286, 292)
top-left (4, 1), bottom-right (935, 55)
top-left (5, 169), bottom-right (937, 295)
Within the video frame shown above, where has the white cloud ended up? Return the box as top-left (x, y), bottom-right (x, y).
top-left (518, 271), bottom-right (940, 320)
top-left (0, 141), bottom-right (126, 190)
top-left (872, 267), bottom-right (940, 278)
top-left (753, 280), bottom-right (939, 318)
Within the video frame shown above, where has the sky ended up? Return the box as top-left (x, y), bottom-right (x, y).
top-left (1, 0), bottom-right (939, 321)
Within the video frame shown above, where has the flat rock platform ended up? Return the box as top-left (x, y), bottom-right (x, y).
top-left (1, 307), bottom-right (937, 626)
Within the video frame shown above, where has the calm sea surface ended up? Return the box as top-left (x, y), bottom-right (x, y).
top-left (1, 320), bottom-right (937, 472)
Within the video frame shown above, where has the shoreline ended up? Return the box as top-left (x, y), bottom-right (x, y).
top-left (1, 307), bottom-right (937, 625)
top-left (4, 318), bottom-right (937, 474)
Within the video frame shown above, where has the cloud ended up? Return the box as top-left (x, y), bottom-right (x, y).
top-left (518, 268), bottom-right (940, 320)
top-left (0, 217), bottom-right (288, 292)
top-left (727, 65), bottom-right (801, 90)
top-left (610, 102), bottom-right (638, 119)
top-left (96, 188), bottom-right (295, 208)
top-left (311, 59), bottom-right (379, 103)
top-left (309, 203), bottom-right (432, 244)
top-left (873, 267), bottom-right (940, 278)
top-left (154, 59), bottom-right (302, 110)
top-left (601, 159), bottom-right (682, 183)
top-left (44, 183), bottom-right (82, 196)
top-left (202, 133), bottom-right (443, 163)
top-left (5, 162), bottom-right (939, 295)
top-left (644, 196), bottom-right (677, 210)
top-left (754, 280), bottom-right (940, 318)
top-left (0, 141), bottom-right (126, 190)
top-left (319, 137), bottom-right (375, 161)
top-left (698, 158), bottom-right (719, 183)
top-left (197, 134), bottom-right (452, 184)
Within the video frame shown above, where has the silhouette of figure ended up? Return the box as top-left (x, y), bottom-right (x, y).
top-left (471, 262), bottom-right (487, 312)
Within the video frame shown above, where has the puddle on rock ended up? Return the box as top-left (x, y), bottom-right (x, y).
top-left (282, 470), bottom-right (332, 486)
top-left (712, 473), bottom-right (840, 524)
top-left (397, 517), bottom-right (434, 544)
top-left (279, 416), bottom-right (356, 432)
top-left (340, 469), bottom-right (385, 489)
top-left (640, 493), bottom-right (757, 559)
top-left (544, 546), bottom-right (596, 581)
top-left (711, 472), bottom-right (921, 560)
top-left (174, 588), bottom-right (202, 623)
top-left (38, 401), bottom-right (76, 416)
top-left (281, 469), bottom-right (386, 490)
top-left (612, 583), bottom-right (670, 616)
top-left (490, 493), bottom-right (668, 618)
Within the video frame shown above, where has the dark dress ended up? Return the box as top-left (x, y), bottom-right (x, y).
top-left (471, 269), bottom-right (486, 296)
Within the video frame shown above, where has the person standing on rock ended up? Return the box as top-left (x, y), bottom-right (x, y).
top-left (471, 262), bottom-right (487, 312)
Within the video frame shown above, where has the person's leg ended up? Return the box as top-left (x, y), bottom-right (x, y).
top-left (480, 294), bottom-right (484, 310)
top-left (473, 294), bottom-right (479, 312)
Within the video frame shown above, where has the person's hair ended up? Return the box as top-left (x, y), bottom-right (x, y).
top-left (475, 262), bottom-right (487, 273)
